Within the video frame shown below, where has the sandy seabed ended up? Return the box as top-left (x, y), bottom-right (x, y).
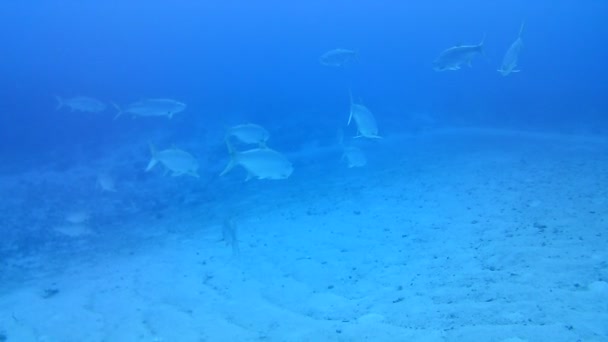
top-left (0, 128), bottom-right (607, 341)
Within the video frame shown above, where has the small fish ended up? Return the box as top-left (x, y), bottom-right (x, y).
top-left (97, 173), bottom-right (117, 192)
top-left (348, 91), bottom-right (381, 139)
top-left (498, 22), bottom-right (525, 76)
top-left (65, 211), bottom-right (90, 224)
top-left (226, 123), bottom-right (269, 146)
top-left (146, 144), bottom-right (199, 178)
top-left (342, 146), bottom-right (367, 168)
top-left (319, 48), bottom-right (358, 67)
top-left (54, 224), bottom-right (93, 238)
top-left (220, 140), bottom-right (293, 180)
top-left (113, 98), bottom-right (186, 119)
top-left (55, 96), bottom-right (106, 113)
top-left (433, 34), bottom-right (485, 71)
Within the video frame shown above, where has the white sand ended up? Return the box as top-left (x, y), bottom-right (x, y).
top-left (0, 128), bottom-right (606, 341)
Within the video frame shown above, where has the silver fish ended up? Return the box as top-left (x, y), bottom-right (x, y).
top-left (114, 98), bottom-right (186, 119)
top-left (433, 35), bottom-right (485, 71)
top-left (55, 96), bottom-right (106, 113)
top-left (97, 173), bottom-right (117, 192)
top-left (348, 91), bottom-right (380, 139)
top-left (220, 141), bottom-right (293, 181)
top-left (319, 48), bottom-right (358, 67)
top-left (498, 22), bottom-right (525, 76)
top-left (146, 144), bottom-right (199, 178)
top-left (227, 123), bottom-right (269, 146)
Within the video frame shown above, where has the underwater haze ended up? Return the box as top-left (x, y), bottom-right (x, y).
top-left (1, 1), bottom-right (607, 341)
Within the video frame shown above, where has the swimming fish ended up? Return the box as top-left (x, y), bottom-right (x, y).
top-left (97, 173), bottom-right (117, 192)
top-left (348, 91), bottom-right (381, 139)
top-left (498, 22), bottom-right (525, 76)
top-left (319, 48), bottom-right (358, 67)
top-left (113, 99), bottom-right (186, 119)
top-left (65, 210), bottom-right (90, 224)
top-left (433, 35), bottom-right (485, 71)
top-left (146, 144), bottom-right (199, 178)
top-left (342, 146), bottom-right (367, 168)
top-left (226, 123), bottom-right (269, 146)
top-left (54, 223), bottom-right (93, 238)
top-left (55, 96), bottom-right (106, 113)
top-left (220, 140), bottom-right (293, 180)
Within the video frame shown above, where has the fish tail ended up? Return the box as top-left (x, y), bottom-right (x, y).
top-left (479, 32), bottom-right (486, 46)
top-left (220, 138), bottom-right (237, 176)
top-left (54, 96), bottom-right (63, 110)
top-left (111, 101), bottom-right (123, 120)
top-left (478, 33), bottom-right (486, 56)
top-left (145, 143), bottom-right (158, 172)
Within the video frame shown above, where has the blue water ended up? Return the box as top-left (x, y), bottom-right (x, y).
top-left (2, 1), bottom-right (607, 163)
top-left (1, 1), bottom-right (607, 340)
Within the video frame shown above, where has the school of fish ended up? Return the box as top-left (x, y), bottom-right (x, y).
top-left (54, 22), bottom-right (525, 189)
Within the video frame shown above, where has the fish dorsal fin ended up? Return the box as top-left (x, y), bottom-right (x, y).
top-left (479, 33), bottom-right (486, 46)
top-left (518, 21), bottom-right (525, 38)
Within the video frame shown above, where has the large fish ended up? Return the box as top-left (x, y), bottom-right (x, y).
top-left (226, 123), bottom-right (269, 146)
top-left (220, 140), bottom-right (293, 180)
top-left (348, 91), bottom-right (381, 139)
top-left (113, 98), bottom-right (186, 119)
top-left (55, 96), bottom-right (106, 113)
top-left (319, 48), bottom-right (358, 67)
top-left (146, 144), bottom-right (199, 178)
top-left (498, 22), bottom-right (525, 76)
top-left (433, 35), bottom-right (485, 71)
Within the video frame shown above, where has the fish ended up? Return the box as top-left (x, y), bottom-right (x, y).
top-left (348, 91), bottom-right (381, 139)
top-left (65, 211), bottom-right (90, 224)
top-left (319, 48), bottom-right (358, 67)
top-left (146, 144), bottom-right (199, 178)
top-left (54, 223), bottom-right (93, 238)
top-left (113, 98), bottom-right (186, 119)
top-left (226, 123), bottom-right (269, 146)
top-left (220, 140), bottom-right (293, 180)
top-left (498, 22), bottom-right (525, 76)
top-left (55, 96), bottom-right (106, 113)
top-left (342, 146), bottom-right (367, 168)
top-left (433, 34), bottom-right (485, 71)
top-left (97, 173), bottom-right (117, 192)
